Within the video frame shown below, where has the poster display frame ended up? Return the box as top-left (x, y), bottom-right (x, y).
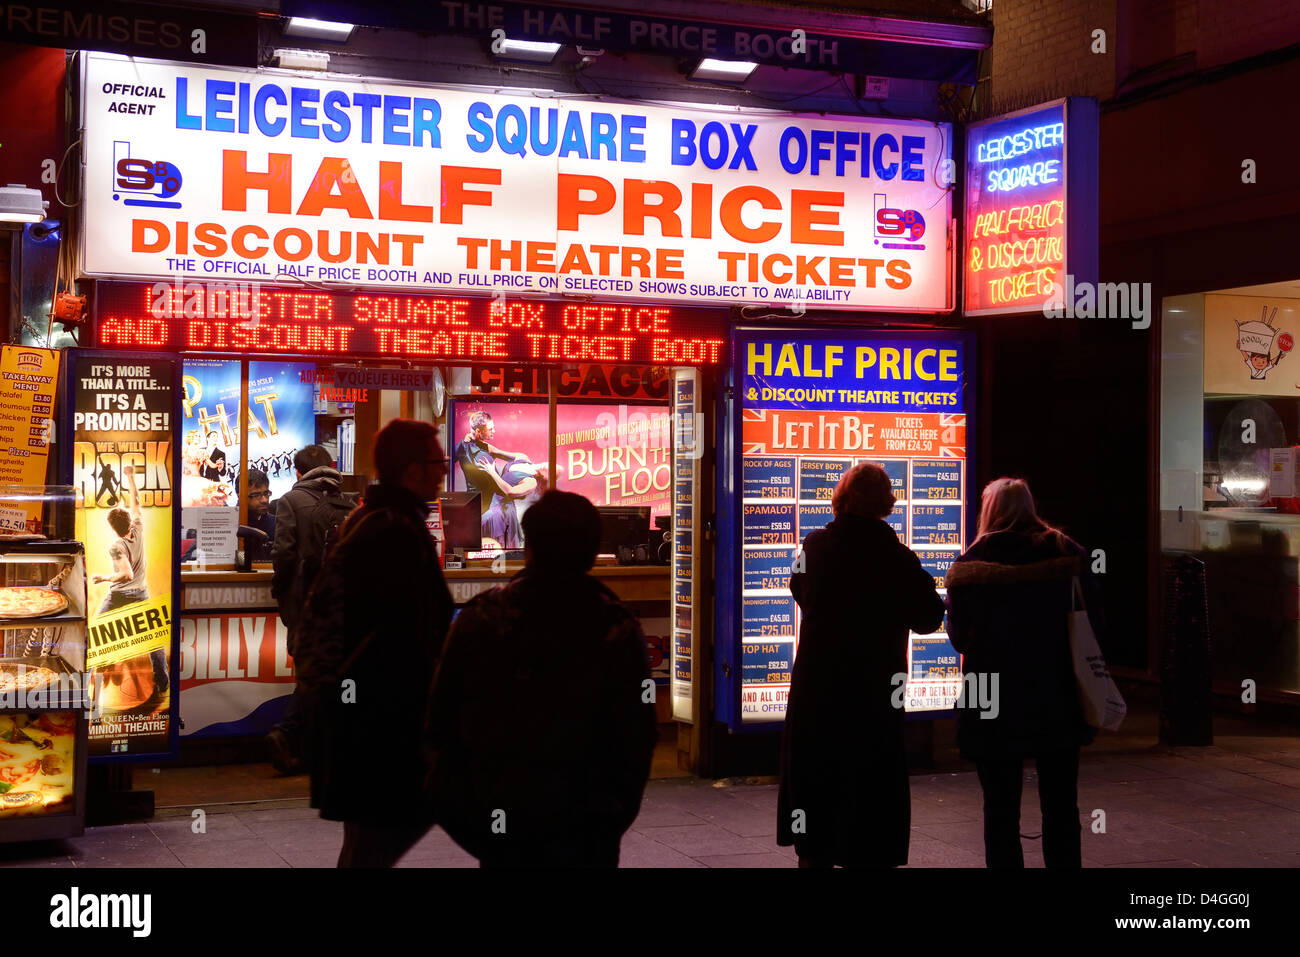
top-left (715, 324), bottom-right (976, 733)
top-left (60, 348), bottom-right (183, 764)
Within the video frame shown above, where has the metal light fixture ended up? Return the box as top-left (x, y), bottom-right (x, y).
top-left (272, 48), bottom-right (331, 71)
top-left (689, 58), bottom-right (759, 83)
top-left (493, 38), bottom-right (563, 64)
top-left (283, 17), bottom-right (355, 42)
top-left (0, 184), bottom-right (47, 227)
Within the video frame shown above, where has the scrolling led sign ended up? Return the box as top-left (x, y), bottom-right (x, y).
top-left (94, 282), bottom-right (728, 365)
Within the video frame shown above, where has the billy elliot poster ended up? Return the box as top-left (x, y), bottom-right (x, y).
top-left (71, 354), bottom-right (177, 759)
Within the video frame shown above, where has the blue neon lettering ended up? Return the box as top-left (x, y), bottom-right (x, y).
top-left (976, 122), bottom-right (1064, 163)
top-left (985, 159), bottom-right (1060, 192)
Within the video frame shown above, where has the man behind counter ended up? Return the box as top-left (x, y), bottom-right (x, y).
top-left (245, 468), bottom-right (276, 562)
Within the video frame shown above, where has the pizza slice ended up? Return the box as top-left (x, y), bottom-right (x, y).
top-left (0, 712), bottom-right (76, 816)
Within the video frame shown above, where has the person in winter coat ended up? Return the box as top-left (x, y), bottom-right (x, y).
top-left (944, 477), bottom-right (1102, 869)
top-left (777, 463), bottom-right (946, 868)
top-left (266, 445), bottom-right (355, 774)
top-left (293, 419), bottom-right (454, 868)
top-left (427, 490), bottom-right (657, 868)
top-left (270, 445), bottom-right (351, 640)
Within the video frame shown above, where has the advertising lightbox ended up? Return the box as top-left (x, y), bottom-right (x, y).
top-left (730, 329), bottom-right (972, 724)
top-left (81, 54), bottom-right (953, 312)
top-left (963, 98), bottom-right (1097, 316)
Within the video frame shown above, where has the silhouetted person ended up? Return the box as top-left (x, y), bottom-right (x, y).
top-left (945, 478), bottom-right (1102, 869)
top-left (267, 445), bottom-right (351, 774)
top-left (777, 463), bottom-right (945, 868)
top-left (428, 490), bottom-right (657, 867)
top-left (95, 460), bottom-right (120, 507)
top-left (294, 420), bottom-right (452, 867)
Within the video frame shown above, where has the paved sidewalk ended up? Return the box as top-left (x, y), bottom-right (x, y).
top-left (4, 708), bottom-right (1300, 867)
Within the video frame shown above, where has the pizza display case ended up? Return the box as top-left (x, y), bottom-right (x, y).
top-left (0, 536), bottom-right (90, 843)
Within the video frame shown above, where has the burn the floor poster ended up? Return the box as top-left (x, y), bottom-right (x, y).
top-left (71, 354), bottom-right (177, 758)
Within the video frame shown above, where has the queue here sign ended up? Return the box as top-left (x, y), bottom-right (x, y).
top-left (81, 54), bottom-right (952, 312)
top-left (93, 281), bottom-right (728, 365)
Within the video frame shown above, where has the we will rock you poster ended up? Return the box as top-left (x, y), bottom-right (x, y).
top-left (71, 354), bottom-right (178, 759)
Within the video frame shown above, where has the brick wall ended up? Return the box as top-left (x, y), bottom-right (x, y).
top-left (992, 0), bottom-right (1300, 108)
top-left (1196, 0), bottom-right (1300, 69)
top-left (989, 0), bottom-right (1116, 109)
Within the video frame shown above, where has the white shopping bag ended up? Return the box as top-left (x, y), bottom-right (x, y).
top-left (1070, 576), bottom-right (1127, 731)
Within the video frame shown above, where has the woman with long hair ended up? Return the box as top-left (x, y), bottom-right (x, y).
top-left (776, 463), bottom-right (946, 868)
top-left (945, 477), bottom-right (1103, 868)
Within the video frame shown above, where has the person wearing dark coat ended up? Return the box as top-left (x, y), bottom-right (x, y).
top-left (427, 490), bottom-right (657, 868)
top-left (293, 419), bottom-right (453, 868)
top-left (944, 477), bottom-right (1102, 869)
top-left (266, 446), bottom-right (352, 775)
top-left (777, 463), bottom-right (946, 868)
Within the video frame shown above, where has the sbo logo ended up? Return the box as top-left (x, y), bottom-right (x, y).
top-left (873, 193), bottom-right (926, 250)
top-left (112, 141), bottom-right (183, 209)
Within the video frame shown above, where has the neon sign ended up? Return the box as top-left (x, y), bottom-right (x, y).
top-left (963, 99), bottom-right (1097, 316)
top-left (93, 282), bottom-right (729, 365)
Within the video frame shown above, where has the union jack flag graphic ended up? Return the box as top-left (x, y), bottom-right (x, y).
top-left (938, 413), bottom-right (966, 458)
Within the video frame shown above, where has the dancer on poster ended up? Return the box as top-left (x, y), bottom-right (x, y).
top-left (454, 410), bottom-right (539, 549)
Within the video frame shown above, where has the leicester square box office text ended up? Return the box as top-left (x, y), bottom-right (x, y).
top-left (95, 284), bottom-right (728, 365)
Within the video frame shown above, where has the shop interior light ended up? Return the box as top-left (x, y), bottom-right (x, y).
top-left (493, 38), bottom-right (563, 63)
top-left (272, 48), bottom-right (331, 71)
top-left (0, 184), bottom-right (47, 226)
top-left (1221, 479), bottom-right (1266, 492)
top-left (283, 17), bottom-right (355, 42)
top-left (689, 58), bottom-right (758, 83)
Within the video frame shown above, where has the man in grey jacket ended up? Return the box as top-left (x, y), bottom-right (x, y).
top-left (266, 445), bottom-right (354, 773)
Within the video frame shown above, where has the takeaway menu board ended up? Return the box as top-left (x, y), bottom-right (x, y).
top-left (737, 330), bottom-right (969, 723)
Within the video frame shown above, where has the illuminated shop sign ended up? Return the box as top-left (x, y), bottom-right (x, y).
top-left (81, 54), bottom-right (953, 312)
top-left (93, 282), bottom-right (728, 365)
top-left (963, 98), bottom-right (1097, 316)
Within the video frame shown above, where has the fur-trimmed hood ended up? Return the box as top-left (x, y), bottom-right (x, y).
top-left (944, 555), bottom-right (1080, 589)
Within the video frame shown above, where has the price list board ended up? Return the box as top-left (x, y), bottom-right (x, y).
top-left (735, 329), bottom-right (971, 723)
top-left (671, 369), bottom-right (701, 722)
